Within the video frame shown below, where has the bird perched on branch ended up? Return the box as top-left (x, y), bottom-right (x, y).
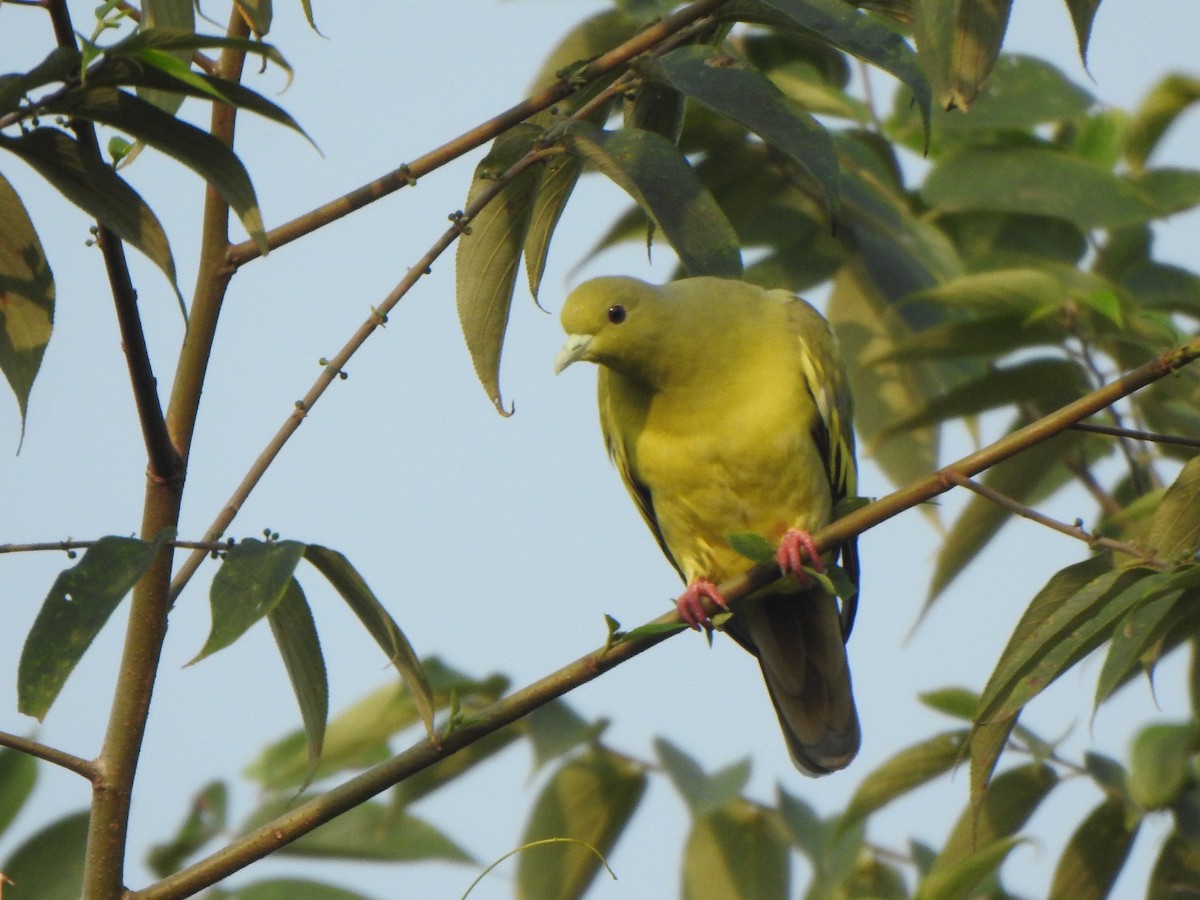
top-left (555, 275), bottom-right (860, 774)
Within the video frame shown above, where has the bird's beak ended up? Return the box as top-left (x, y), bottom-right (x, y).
top-left (554, 333), bottom-right (593, 375)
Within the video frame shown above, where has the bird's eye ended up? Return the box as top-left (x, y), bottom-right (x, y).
top-left (607, 304), bottom-right (627, 324)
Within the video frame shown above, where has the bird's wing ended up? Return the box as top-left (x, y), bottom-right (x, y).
top-left (787, 298), bottom-right (859, 638)
top-left (597, 372), bottom-right (685, 582)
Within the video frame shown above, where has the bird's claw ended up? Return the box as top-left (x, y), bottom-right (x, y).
top-left (676, 578), bottom-right (728, 630)
top-left (776, 528), bottom-right (824, 582)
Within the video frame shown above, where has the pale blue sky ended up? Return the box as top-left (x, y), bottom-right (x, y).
top-left (3, 1), bottom-right (1199, 897)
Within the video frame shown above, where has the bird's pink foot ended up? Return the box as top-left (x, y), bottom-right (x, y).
top-left (676, 578), bottom-right (728, 630)
top-left (776, 528), bottom-right (824, 582)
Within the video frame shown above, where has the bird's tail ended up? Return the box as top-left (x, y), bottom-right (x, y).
top-left (731, 587), bottom-right (860, 775)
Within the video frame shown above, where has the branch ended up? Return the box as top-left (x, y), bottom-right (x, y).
top-left (1071, 420), bottom-right (1200, 449)
top-left (0, 539), bottom-right (229, 555)
top-left (940, 470), bottom-right (1165, 566)
top-left (131, 337), bottom-right (1200, 899)
top-left (43, 0), bottom-right (180, 482)
top-left (224, 0), bottom-right (735, 267)
top-left (0, 730), bottom-right (96, 779)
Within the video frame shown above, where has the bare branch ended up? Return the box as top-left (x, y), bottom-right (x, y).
top-left (0, 730), bottom-right (96, 780)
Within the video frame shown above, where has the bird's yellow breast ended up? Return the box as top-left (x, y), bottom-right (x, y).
top-left (605, 335), bottom-right (832, 585)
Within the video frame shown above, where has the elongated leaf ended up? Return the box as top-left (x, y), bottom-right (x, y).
top-left (516, 749), bottom-right (647, 900)
top-left (682, 799), bottom-right (790, 900)
top-left (934, 763), bottom-right (1056, 879)
top-left (1048, 796), bottom-right (1140, 900)
top-left (41, 87), bottom-right (267, 254)
top-left (147, 781), bottom-right (228, 877)
top-left (303, 545), bottom-right (434, 737)
top-left (977, 561), bottom-right (1169, 724)
top-left (1064, 0), bottom-right (1102, 67)
top-left (912, 0), bottom-right (1014, 111)
top-left (86, 57), bottom-right (309, 141)
top-left (19, 535), bottom-right (163, 719)
top-left (267, 579), bottom-right (327, 788)
top-left (456, 125), bottom-right (541, 414)
top-left (102, 27), bottom-right (291, 77)
top-left (0, 810), bottom-right (89, 900)
top-left (884, 358), bottom-right (1087, 436)
top-left (1129, 722), bottom-right (1200, 810)
top-left (925, 147), bottom-right (1160, 229)
top-left (0, 128), bottom-right (178, 295)
top-left (0, 47), bottom-right (80, 115)
top-left (968, 715), bottom-right (1018, 815)
top-left (243, 797), bottom-right (472, 863)
top-left (914, 835), bottom-right (1022, 900)
top-left (1094, 574), bottom-right (1200, 707)
top-left (191, 539), bottom-right (305, 664)
top-left (639, 45), bottom-right (839, 221)
top-left (1148, 830), bottom-right (1200, 899)
top-left (0, 171), bottom-right (54, 439)
top-left (1125, 75), bottom-right (1200, 172)
top-left (1146, 456), bottom-right (1200, 563)
top-left (0, 748), bottom-right (37, 839)
top-left (919, 686), bottom-right (979, 720)
top-left (655, 738), bottom-right (752, 817)
top-left (827, 268), bottom-right (940, 493)
top-left (234, 0), bottom-right (272, 36)
top-left (526, 699), bottom-right (598, 771)
top-left (746, 0), bottom-right (931, 133)
top-left (840, 730), bottom-right (969, 831)
top-left (524, 152), bottom-right (582, 301)
top-left (563, 122), bottom-right (742, 277)
top-left (140, 0), bottom-right (196, 116)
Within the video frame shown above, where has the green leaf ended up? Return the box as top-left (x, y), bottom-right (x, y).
top-left (208, 879), bottom-right (372, 900)
top-left (233, 0), bottom-right (272, 36)
top-left (139, 0), bottom-right (195, 116)
top-left (967, 716), bottom-right (1018, 818)
top-left (18, 535), bottom-right (163, 719)
top-left (655, 738), bottom-right (752, 817)
top-left (1131, 168), bottom-right (1200, 217)
top-left (1129, 722), bottom-right (1200, 810)
top-left (303, 545), bottom-right (434, 737)
top-left (0, 171), bottom-right (54, 441)
top-left (191, 539), bottom-right (306, 664)
top-left (1125, 75), bottom-right (1200, 172)
top-left (0, 748), bottom-right (37, 839)
top-left (147, 781), bottom-right (228, 877)
top-left (728, 532), bottom-right (777, 565)
top-left (840, 730), bottom-right (969, 832)
top-left (977, 560), bottom-right (1167, 724)
top-left (827, 268), bottom-right (941, 494)
top-left (746, 0), bottom-right (931, 135)
top-left (1094, 573), bottom-right (1200, 707)
top-left (1064, 0), bottom-right (1102, 67)
top-left (911, 0), bottom-right (1014, 111)
top-left (682, 799), bottom-right (790, 900)
top-left (914, 835), bottom-right (1023, 900)
top-left (245, 797), bottom-right (472, 863)
top-left (0, 810), bottom-right (88, 900)
top-left (639, 44), bottom-right (840, 221)
top-left (919, 686), bottom-right (980, 720)
top-left (40, 87), bottom-right (268, 256)
top-left (101, 28), bottom-right (291, 78)
top-left (267, 579), bottom-right (327, 789)
top-left (883, 358), bottom-right (1087, 436)
top-left (0, 128), bottom-right (179, 296)
top-left (524, 152), bottom-right (582, 301)
top-left (516, 748), bottom-right (647, 900)
top-left (926, 762), bottom-right (1057, 894)
top-left (1146, 456), bottom-right (1200, 563)
top-left (1148, 829), bottom-right (1200, 899)
top-left (526, 699), bottom-right (598, 771)
top-left (1047, 797), bottom-right (1140, 900)
top-left (0, 47), bottom-right (81, 115)
top-left (456, 125), bottom-right (541, 414)
top-left (526, 9), bottom-right (644, 95)
top-left (562, 122), bottom-right (742, 278)
top-left (391, 727), bottom-right (521, 809)
top-left (924, 147), bottom-right (1160, 229)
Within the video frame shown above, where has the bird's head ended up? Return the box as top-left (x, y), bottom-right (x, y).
top-left (554, 276), bottom-right (671, 382)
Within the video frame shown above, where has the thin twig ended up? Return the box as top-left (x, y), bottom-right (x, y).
top-left (224, 0), bottom-right (735, 267)
top-left (1071, 420), bottom-right (1200, 449)
top-left (0, 539), bottom-right (230, 555)
top-left (0, 730), bottom-right (96, 780)
top-left (133, 337), bottom-right (1200, 900)
top-left (940, 470), bottom-right (1164, 567)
